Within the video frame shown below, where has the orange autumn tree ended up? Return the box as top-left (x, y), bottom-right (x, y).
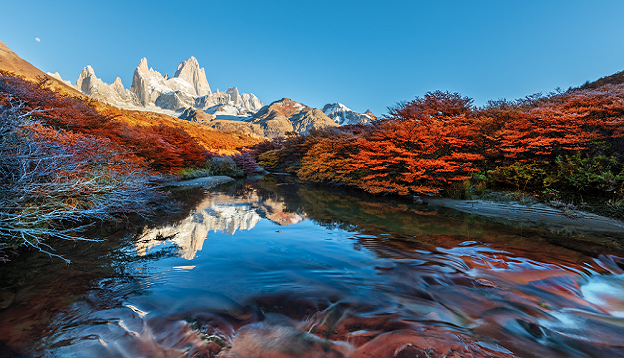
top-left (385, 90), bottom-right (474, 122)
top-left (348, 114), bottom-right (483, 195)
top-left (475, 85), bottom-right (624, 194)
top-left (124, 124), bottom-right (207, 172)
top-left (298, 128), bottom-right (361, 185)
top-left (498, 104), bottom-right (601, 161)
top-left (495, 85), bottom-right (624, 162)
top-left (296, 91), bottom-right (484, 196)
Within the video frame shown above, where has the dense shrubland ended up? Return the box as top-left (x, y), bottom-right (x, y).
top-left (254, 89), bottom-right (624, 218)
top-left (0, 72), bottom-right (260, 261)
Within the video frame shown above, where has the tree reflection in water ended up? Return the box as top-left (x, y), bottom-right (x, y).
top-left (0, 176), bottom-right (623, 357)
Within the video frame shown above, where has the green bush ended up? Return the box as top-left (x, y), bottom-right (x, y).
top-left (208, 156), bottom-right (244, 178)
top-left (257, 149), bottom-right (284, 172)
top-left (177, 167), bottom-right (212, 180)
top-left (444, 179), bottom-right (474, 199)
top-left (550, 153), bottom-right (623, 194)
top-left (488, 162), bottom-right (548, 191)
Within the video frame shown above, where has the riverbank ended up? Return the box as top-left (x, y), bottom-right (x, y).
top-left (161, 175), bottom-right (235, 188)
top-left (420, 195), bottom-right (624, 235)
top-left (169, 174), bottom-right (624, 236)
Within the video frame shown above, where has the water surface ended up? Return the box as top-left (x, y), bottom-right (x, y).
top-left (1, 176), bottom-right (624, 357)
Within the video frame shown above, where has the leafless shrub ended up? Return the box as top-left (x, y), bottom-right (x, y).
top-left (0, 99), bottom-right (166, 262)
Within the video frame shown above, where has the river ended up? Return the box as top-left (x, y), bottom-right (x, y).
top-left (1, 175), bottom-right (623, 358)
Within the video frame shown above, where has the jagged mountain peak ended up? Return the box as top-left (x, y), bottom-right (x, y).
top-left (81, 65), bottom-right (96, 76)
top-left (75, 64), bottom-right (138, 107)
top-left (249, 97), bottom-right (337, 137)
top-left (76, 65), bottom-right (99, 93)
top-left (174, 56), bottom-right (210, 96)
top-left (274, 97), bottom-right (310, 110)
top-left (175, 56), bottom-right (199, 72)
top-left (253, 98), bottom-right (309, 119)
top-left (364, 109), bottom-right (377, 120)
top-left (74, 56), bottom-right (262, 119)
top-left (137, 57), bottom-right (149, 73)
top-left (323, 102), bottom-right (375, 126)
top-left (322, 102), bottom-right (349, 111)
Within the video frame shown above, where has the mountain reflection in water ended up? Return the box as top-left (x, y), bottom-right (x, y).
top-left (135, 190), bottom-right (307, 260)
top-left (0, 176), bottom-right (623, 358)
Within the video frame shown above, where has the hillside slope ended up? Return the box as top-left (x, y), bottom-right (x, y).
top-left (580, 69), bottom-right (624, 89)
top-left (0, 41), bottom-right (83, 96)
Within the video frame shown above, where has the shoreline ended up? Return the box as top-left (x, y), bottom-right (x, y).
top-left (161, 175), bottom-right (235, 188)
top-left (161, 174), bottom-right (624, 238)
top-left (420, 196), bottom-right (624, 235)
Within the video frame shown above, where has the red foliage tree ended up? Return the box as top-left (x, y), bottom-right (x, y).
top-left (0, 72), bottom-right (211, 173)
top-left (497, 86), bottom-right (624, 162)
top-left (348, 115), bottom-right (483, 195)
top-left (298, 131), bottom-right (360, 185)
top-left (386, 90), bottom-right (473, 122)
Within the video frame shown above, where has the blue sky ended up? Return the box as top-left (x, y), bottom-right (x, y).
top-left (2, 1), bottom-right (624, 116)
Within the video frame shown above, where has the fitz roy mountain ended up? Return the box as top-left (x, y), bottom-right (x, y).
top-left (74, 57), bottom-right (263, 118)
top-left (70, 54), bottom-right (376, 137)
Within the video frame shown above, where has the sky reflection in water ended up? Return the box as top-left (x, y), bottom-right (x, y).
top-left (2, 177), bottom-right (624, 357)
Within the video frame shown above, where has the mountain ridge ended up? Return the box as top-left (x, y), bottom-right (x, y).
top-left (75, 57), bottom-right (263, 117)
top-left (322, 102), bottom-right (377, 125)
top-left (1, 41), bottom-right (376, 139)
top-left (247, 97), bottom-right (338, 137)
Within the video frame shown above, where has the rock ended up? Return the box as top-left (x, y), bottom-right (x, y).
top-left (394, 345), bottom-right (429, 358)
top-left (290, 108), bottom-right (337, 133)
top-left (173, 56), bottom-right (211, 96)
top-left (75, 65), bottom-right (139, 107)
top-left (178, 107), bottom-right (215, 124)
top-left (241, 92), bottom-right (264, 112)
top-left (197, 88), bottom-right (263, 114)
top-left (250, 98), bottom-right (338, 137)
top-left (130, 57), bottom-right (167, 106)
top-left (154, 90), bottom-right (195, 110)
top-left (218, 314), bottom-right (347, 358)
top-left (74, 56), bottom-right (263, 116)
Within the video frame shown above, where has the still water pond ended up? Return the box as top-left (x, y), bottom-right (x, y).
top-left (1, 176), bottom-right (624, 358)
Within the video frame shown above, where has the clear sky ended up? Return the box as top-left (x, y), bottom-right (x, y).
top-left (2, 0), bottom-right (624, 116)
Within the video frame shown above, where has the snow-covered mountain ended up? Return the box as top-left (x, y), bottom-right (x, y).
top-left (71, 55), bottom-right (377, 138)
top-left (322, 103), bottom-right (377, 125)
top-left (74, 57), bottom-right (263, 118)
